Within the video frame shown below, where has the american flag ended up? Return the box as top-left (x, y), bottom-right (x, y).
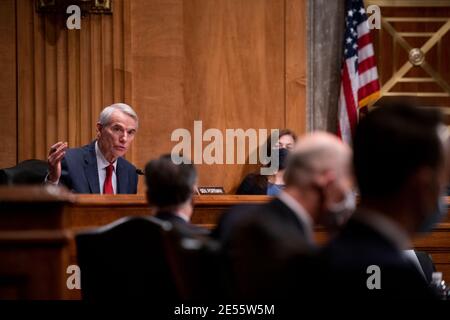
top-left (337, 0), bottom-right (380, 145)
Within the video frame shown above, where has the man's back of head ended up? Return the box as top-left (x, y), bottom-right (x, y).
top-left (145, 155), bottom-right (197, 211)
top-left (354, 102), bottom-right (448, 234)
top-left (315, 103), bottom-right (449, 300)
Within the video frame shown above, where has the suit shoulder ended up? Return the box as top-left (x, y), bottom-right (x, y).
top-left (118, 157), bottom-right (137, 170)
top-left (64, 145), bottom-right (87, 162)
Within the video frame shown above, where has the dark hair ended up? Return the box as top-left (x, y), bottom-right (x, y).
top-left (252, 129), bottom-right (297, 189)
top-left (265, 129), bottom-right (298, 157)
top-left (145, 154), bottom-right (197, 208)
top-left (354, 102), bottom-right (444, 199)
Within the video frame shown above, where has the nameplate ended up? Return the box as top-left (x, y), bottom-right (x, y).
top-left (198, 187), bottom-right (225, 195)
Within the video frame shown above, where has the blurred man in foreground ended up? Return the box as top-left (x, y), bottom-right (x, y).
top-left (219, 132), bottom-right (355, 299)
top-left (319, 103), bottom-right (449, 300)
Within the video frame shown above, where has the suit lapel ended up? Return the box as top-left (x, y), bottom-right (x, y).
top-left (116, 158), bottom-right (129, 194)
top-left (83, 142), bottom-right (100, 193)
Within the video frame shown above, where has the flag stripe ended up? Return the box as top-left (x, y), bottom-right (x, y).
top-left (342, 64), bottom-right (358, 137)
top-left (357, 21), bottom-right (370, 37)
top-left (338, 87), bottom-right (353, 144)
top-left (358, 66), bottom-right (379, 88)
top-left (358, 44), bottom-right (374, 62)
top-left (358, 56), bottom-right (376, 74)
top-left (357, 33), bottom-right (372, 50)
top-left (358, 79), bottom-right (381, 100)
top-left (337, 0), bottom-right (380, 145)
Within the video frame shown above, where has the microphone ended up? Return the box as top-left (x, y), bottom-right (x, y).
top-left (136, 168), bottom-right (145, 175)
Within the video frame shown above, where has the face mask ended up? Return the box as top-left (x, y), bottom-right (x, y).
top-left (323, 190), bottom-right (357, 230)
top-left (418, 194), bottom-right (448, 233)
top-left (278, 148), bottom-right (290, 171)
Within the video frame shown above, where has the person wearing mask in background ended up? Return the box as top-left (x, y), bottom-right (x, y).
top-left (236, 129), bottom-right (297, 196)
top-left (218, 132), bottom-right (355, 299)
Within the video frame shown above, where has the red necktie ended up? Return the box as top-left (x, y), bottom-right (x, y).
top-left (103, 164), bottom-right (114, 194)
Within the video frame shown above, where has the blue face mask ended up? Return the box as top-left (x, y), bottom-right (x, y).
top-left (418, 195), bottom-right (448, 233)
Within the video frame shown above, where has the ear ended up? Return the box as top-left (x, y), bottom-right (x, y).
top-left (96, 123), bottom-right (102, 138)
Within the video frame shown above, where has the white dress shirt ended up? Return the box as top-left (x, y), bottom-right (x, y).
top-left (403, 249), bottom-right (427, 280)
top-left (95, 141), bottom-right (117, 194)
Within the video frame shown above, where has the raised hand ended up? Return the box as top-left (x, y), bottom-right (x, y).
top-left (47, 141), bottom-right (68, 183)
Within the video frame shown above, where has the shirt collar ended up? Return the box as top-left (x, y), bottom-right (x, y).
top-left (95, 141), bottom-right (117, 170)
top-left (354, 208), bottom-right (412, 251)
top-left (175, 212), bottom-right (190, 222)
top-left (277, 190), bottom-right (314, 238)
top-left (403, 249), bottom-right (426, 279)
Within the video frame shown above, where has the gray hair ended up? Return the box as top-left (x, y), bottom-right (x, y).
top-left (98, 103), bottom-right (139, 128)
top-left (284, 132), bottom-right (351, 187)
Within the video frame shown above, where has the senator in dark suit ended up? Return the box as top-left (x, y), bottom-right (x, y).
top-left (59, 141), bottom-right (138, 194)
top-left (46, 103), bottom-right (139, 194)
top-left (316, 102), bottom-right (449, 300)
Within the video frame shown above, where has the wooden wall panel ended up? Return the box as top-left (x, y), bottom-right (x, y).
top-left (183, 0), bottom-right (285, 192)
top-left (368, 1), bottom-right (450, 117)
top-left (0, 0), bottom-right (17, 168)
top-left (12, 0), bottom-right (307, 193)
top-left (131, 0), bottom-right (185, 193)
top-left (286, 0), bottom-right (307, 134)
top-left (131, 0), bottom-right (306, 193)
top-left (16, 0), bottom-right (131, 162)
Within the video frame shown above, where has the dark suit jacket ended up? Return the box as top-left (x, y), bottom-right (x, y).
top-left (317, 216), bottom-right (437, 300)
top-left (215, 198), bottom-right (313, 248)
top-left (59, 141), bottom-right (138, 194)
top-left (155, 211), bottom-right (209, 237)
top-left (215, 198), bottom-right (314, 299)
top-left (236, 172), bottom-right (268, 195)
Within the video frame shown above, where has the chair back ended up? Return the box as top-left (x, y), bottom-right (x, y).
top-left (76, 216), bottom-right (178, 301)
top-left (0, 160), bottom-right (48, 185)
top-left (164, 226), bottom-right (226, 301)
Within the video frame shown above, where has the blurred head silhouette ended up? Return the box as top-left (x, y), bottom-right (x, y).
top-left (145, 154), bottom-right (197, 220)
top-left (283, 131), bottom-right (354, 231)
top-left (354, 101), bottom-right (449, 235)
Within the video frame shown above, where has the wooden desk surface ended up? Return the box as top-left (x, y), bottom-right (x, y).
top-left (0, 186), bottom-right (449, 299)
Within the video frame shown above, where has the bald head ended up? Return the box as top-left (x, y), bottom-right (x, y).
top-left (284, 132), bottom-right (352, 188)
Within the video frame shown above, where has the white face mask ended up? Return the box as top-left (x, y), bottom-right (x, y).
top-left (329, 190), bottom-right (356, 213)
top-left (325, 190), bottom-right (357, 229)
